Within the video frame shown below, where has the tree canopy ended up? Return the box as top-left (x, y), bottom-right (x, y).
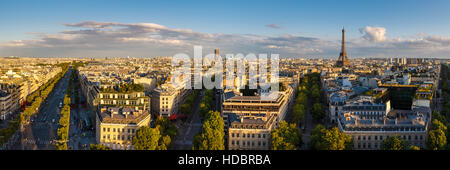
top-left (433, 111), bottom-right (447, 125)
top-left (270, 121), bottom-right (302, 150)
top-left (309, 125), bottom-right (352, 150)
top-left (154, 116), bottom-right (178, 139)
top-left (409, 145), bottom-right (420, 150)
top-left (90, 144), bottom-right (112, 150)
top-left (192, 111), bottom-right (225, 150)
top-left (426, 119), bottom-right (447, 150)
top-left (381, 136), bottom-right (407, 150)
top-left (292, 103), bottom-right (306, 126)
top-left (132, 126), bottom-right (171, 150)
top-left (311, 103), bottom-right (325, 121)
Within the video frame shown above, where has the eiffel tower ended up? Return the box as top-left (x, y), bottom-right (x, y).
top-left (336, 27), bottom-right (350, 67)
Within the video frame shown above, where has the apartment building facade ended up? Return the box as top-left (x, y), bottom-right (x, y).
top-left (96, 107), bottom-right (151, 150)
top-left (337, 96), bottom-right (430, 150)
top-left (151, 82), bottom-right (191, 117)
top-left (222, 85), bottom-right (293, 150)
top-left (227, 113), bottom-right (277, 150)
top-left (0, 84), bottom-right (21, 120)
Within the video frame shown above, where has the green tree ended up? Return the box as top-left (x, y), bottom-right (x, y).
top-left (296, 92), bottom-right (308, 105)
top-left (309, 125), bottom-right (352, 150)
top-left (426, 119), bottom-right (447, 150)
top-left (311, 85), bottom-right (320, 103)
top-left (432, 111), bottom-right (446, 124)
top-left (430, 119), bottom-right (447, 132)
top-left (309, 124), bottom-right (325, 150)
top-left (271, 121), bottom-right (302, 150)
top-left (409, 145), bottom-right (420, 150)
top-left (154, 116), bottom-right (178, 139)
top-left (447, 124), bottom-right (450, 150)
top-left (132, 122), bottom-right (174, 150)
top-left (427, 129), bottom-right (447, 150)
top-left (180, 103), bottom-right (192, 115)
top-left (90, 144), bottom-right (112, 150)
top-left (381, 136), bottom-right (407, 150)
top-left (56, 142), bottom-right (67, 150)
top-left (179, 90), bottom-right (199, 116)
top-left (199, 89), bottom-right (214, 119)
top-left (311, 103), bottom-right (325, 121)
top-left (292, 104), bottom-right (306, 126)
top-left (133, 126), bottom-right (161, 150)
top-left (192, 111), bottom-right (225, 150)
top-left (157, 135), bottom-right (172, 150)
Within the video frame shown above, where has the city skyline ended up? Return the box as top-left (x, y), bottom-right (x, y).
top-left (1, 0), bottom-right (450, 58)
top-left (2, 1), bottom-right (450, 167)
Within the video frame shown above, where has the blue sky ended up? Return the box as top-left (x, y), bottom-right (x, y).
top-left (1, 0), bottom-right (450, 58)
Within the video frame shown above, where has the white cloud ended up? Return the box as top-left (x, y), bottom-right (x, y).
top-left (360, 26), bottom-right (387, 42)
top-left (0, 21), bottom-right (328, 57)
top-left (121, 37), bottom-right (184, 46)
top-left (0, 40), bottom-right (26, 47)
top-left (1, 21), bottom-right (450, 58)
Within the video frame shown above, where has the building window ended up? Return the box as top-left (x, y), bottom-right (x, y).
top-left (103, 128), bottom-right (106, 132)
top-left (107, 128), bottom-right (110, 132)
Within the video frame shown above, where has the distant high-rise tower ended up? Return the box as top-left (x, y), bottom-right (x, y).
top-left (336, 27), bottom-right (350, 67)
top-left (214, 49), bottom-right (219, 61)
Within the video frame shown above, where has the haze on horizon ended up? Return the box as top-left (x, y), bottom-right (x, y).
top-left (1, 0), bottom-right (450, 58)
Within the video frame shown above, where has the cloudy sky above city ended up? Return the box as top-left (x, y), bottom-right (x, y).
top-left (1, 0), bottom-right (450, 58)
